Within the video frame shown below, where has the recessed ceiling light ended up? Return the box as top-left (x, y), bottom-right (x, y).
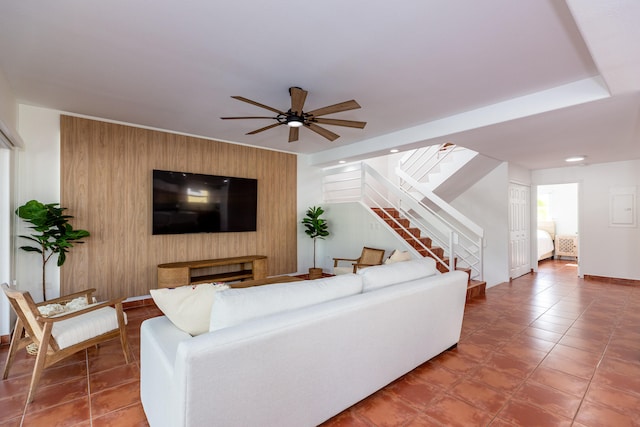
top-left (565, 156), bottom-right (586, 163)
top-left (338, 160), bottom-right (346, 164)
top-left (390, 149), bottom-right (399, 153)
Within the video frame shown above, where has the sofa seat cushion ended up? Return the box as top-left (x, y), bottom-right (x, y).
top-left (150, 283), bottom-right (229, 336)
top-left (358, 258), bottom-right (438, 292)
top-left (209, 274), bottom-right (363, 331)
top-left (52, 306), bottom-right (126, 349)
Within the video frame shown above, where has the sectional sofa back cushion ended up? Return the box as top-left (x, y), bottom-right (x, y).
top-left (358, 258), bottom-right (438, 292)
top-left (209, 274), bottom-right (363, 332)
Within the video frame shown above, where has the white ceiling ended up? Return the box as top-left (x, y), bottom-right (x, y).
top-left (1, 0), bottom-right (639, 170)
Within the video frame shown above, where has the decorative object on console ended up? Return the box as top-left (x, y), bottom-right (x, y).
top-left (16, 200), bottom-right (90, 301)
top-left (333, 246), bottom-right (385, 275)
top-left (301, 206), bottom-right (330, 279)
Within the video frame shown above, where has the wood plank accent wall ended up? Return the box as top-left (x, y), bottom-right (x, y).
top-left (60, 116), bottom-right (297, 300)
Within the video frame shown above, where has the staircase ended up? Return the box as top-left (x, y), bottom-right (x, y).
top-left (322, 157), bottom-right (486, 302)
top-left (371, 207), bottom-right (486, 301)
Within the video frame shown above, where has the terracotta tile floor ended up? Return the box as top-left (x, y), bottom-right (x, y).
top-left (2, 260), bottom-right (640, 426)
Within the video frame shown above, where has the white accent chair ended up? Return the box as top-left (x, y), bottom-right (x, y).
top-left (1, 284), bottom-right (129, 403)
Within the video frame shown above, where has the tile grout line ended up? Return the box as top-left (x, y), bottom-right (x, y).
top-left (568, 285), bottom-right (634, 424)
top-left (480, 279), bottom-right (596, 425)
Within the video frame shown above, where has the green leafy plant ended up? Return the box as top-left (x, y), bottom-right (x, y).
top-left (301, 206), bottom-right (330, 268)
top-left (16, 200), bottom-right (90, 300)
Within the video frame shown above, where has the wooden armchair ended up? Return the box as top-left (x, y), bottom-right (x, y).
top-left (1, 284), bottom-right (129, 403)
top-left (333, 247), bottom-right (386, 275)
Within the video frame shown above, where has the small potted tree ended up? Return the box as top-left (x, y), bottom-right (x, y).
top-left (16, 200), bottom-right (90, 301)
top-left (301, 206), bottom-right (330, 279)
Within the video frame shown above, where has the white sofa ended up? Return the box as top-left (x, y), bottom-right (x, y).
top-left (140, 258), bottom-right (468, 427)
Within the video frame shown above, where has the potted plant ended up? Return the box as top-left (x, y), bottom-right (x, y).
top-left (16, 200), bottom-right (90, 301)
top-left (301, 206), bottom-right (330, 279)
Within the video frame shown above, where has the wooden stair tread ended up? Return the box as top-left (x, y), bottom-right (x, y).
top-left (372, 206), bottom-right (485, 302)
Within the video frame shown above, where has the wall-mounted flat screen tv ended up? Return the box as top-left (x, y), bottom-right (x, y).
top-left (152, 169), bottom-right (257, 235)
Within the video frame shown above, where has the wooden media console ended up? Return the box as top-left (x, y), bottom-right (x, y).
top-left (157, 255), bottom-right (267, 288)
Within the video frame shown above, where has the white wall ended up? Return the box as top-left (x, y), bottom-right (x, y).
top-left (0, 68), bottom-right (18, 335)
top-left (508, 163), bottom-right (531, 185)
top-left (451, 162), bottom-right (511, 288)
top-left (0, 149), bottom-right (12, 336)
top-left (296, 157), bottom-right (403, 274)
top-left (0, 67), bottom-right (19, 142)
top-left (316, 202), bottom-right (406, 271)
top-left (297, 156), bottom-right (326, 274)
top-left (533, 160), bottom-right (640, 281)
top-left (15, 105), bottom-right (62, 302)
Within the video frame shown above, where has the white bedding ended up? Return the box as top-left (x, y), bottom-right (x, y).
top-left (537, 229), bottom-right (554, 260)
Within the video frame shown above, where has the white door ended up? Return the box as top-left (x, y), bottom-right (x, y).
top-left (509, 183), bottom-right (530, 279)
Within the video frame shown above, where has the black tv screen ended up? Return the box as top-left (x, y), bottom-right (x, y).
top-left (152, 170), bottom-right (257, 235)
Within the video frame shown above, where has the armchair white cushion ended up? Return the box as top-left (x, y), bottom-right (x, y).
top-left (52, 306), bottom-right (127, 349)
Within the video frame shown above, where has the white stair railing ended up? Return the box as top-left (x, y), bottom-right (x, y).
top-left (399, 143), bottom-right (477, 192)
top-left (322, 162), bottom-right (483, 280)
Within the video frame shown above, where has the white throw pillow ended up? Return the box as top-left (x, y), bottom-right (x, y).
top-left (210, 274), bottom-right (363, 331)
top-left (384, 250), bottom-right (412, 264)
top-left (358, 258), bottom-right (438, 292)
top-left (150, 283), bottom-right (229, 336)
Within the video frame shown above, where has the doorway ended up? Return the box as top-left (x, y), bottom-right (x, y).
top-left (536, 183), bottom-right (579, 271)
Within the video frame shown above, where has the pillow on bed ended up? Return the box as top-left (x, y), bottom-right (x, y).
top-left (150, 283), bottom-right (229, 336)
top-left (358, 258), bottom-right (438, 292)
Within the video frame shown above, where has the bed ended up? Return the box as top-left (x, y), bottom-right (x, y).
top-left (537, 221), bottom-right (555, 261)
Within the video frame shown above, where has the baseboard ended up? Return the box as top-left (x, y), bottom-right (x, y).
top-left (122, 297), bottom-right (156, 309)
top-left (584, 275), bottom-right (640, 286)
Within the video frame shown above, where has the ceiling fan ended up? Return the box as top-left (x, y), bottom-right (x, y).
top-left (220, 87), bottom-right (366, 143)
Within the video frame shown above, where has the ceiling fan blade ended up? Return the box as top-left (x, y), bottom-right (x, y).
top-left (289, 87), bottom-right (308, 115)
top-left (306, 100), bottom-right (361, 117)
top-left (313, 118), bottom-right (367, 129)
top-left (231, 96), bottom-right (285, 115)
top-left (220, 116), bottom-right (276, 120)
top-left (307, 123), bottom-right (340, 141)
top-left (246, 123), bottom-right (282, 135)
top-left (288, 127), bottom-right (299, 143)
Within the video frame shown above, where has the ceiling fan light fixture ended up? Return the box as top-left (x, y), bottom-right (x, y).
top-left (565, 155), bottom-right (586, 163)
top-left (284, 112), bottom-right (304, 128)
top-left (287, 117), bottom-right (304, 128)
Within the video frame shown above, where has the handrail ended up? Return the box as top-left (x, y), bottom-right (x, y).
top-left (398, 143), bottom-right (458, 191)
top-left (395, 168), bottom-right (484, 237)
